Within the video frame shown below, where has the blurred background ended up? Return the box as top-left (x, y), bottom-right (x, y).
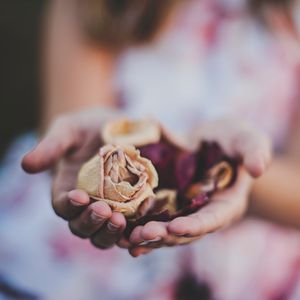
top-left (0, 1), bottom-right (300, 299)
top-left (0, 1), bottom-right (45, 158)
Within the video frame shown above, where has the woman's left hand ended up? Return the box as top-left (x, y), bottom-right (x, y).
top-left (119, 118), bottom-right (272, 257)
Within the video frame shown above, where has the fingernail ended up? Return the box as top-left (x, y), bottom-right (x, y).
top-left (181, 234), bottom-right (194, 238)
top-left (70, 199), bottom-right (85, 207)
top-left (138, 237), bottom-right (162, 246)
top-left (174, 233), bottom-right (186, 237)
top-left (107, 222), bottom-right (121, 232)
top-left (90, 212), bottom-right (105, 224)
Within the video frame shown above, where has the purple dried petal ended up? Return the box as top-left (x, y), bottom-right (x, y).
top-left (175, 152), bottom-right (197, 192)
top-left (139, 143), bottom-right (173, 165)
top-left (139, 142), bottom-right (179, 189)
top-left (199, 141), bottom-right (225, 168)
top-left (125, 140), bottom-right (240, 238)
top-left (180, 193), bottom-right (209, 215)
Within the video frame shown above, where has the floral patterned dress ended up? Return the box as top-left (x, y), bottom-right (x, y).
top-left (1, 0), bottom-right (300, 299)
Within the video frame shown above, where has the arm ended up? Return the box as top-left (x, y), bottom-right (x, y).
top-left (41, 0), bottom-right (118, 128)
top-left (250, 111), bottom-right (300, 228)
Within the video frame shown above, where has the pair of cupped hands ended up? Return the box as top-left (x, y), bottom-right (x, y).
top-left (22, 109), bottom-right (272, 257)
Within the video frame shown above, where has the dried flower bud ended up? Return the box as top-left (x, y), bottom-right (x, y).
top-left (77, 144), bottom-right (158, 217)
top-left (102, 119), bottom-right (161, 147)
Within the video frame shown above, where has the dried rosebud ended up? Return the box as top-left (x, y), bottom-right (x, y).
top-left (102, 118), bottom-right (161, 147)
top-left (77, 144), bottom-right (158, 218)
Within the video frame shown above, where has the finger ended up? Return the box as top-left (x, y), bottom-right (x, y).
top-left (129, 226), bottom-right (143, 245)
top-left (22, 116), bottom-right (78, 173)
top-left (168, 204), bottom-right (230, 238)
top-left (130, 235), bottom-right (201, 253)
top-left (69, 201), bottom-right (112, 238)
top-left (117, 238), bottom-right (132, 249)
top-left (52, 189), bottom-right (90, 220)
top-left (233, 130), bottom-right (272, 178)
top-left (91, 212), bottom-right (126, 249)
top-left (129, 247), bottom-right (153, 258)
top-left (129, 221), bottom-right (168, 245)
top-left (168, 196), bottom-right (245, 237)
top-left (128, 234), bottom-right (196, 255)
top-left (168, 172), bottom-right (250, 237)
top-left (199, 119), bottom-right (272, 177)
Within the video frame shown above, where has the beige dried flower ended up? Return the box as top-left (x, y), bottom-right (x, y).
top-left (77, 144), bottom-right (158, 217)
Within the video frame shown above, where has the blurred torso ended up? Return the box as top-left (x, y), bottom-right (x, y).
top-left (118, 0), bottom-right (300, 149)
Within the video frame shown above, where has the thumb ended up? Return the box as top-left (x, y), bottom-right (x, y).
top-left (22, 117), bottom-right (79, 173)
top-left (233, 130), bottom-right (272, 178)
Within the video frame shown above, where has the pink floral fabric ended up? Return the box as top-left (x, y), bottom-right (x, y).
top-left (119, 0), bottom-right (300, 147)
top-left (1, 0), bottom-right (300, 299)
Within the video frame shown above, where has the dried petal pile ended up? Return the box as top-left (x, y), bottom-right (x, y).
top-left (77, 119), bottom-right (239, 235)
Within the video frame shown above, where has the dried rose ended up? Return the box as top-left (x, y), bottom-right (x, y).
top-left (77, 144), bottom-right (158, 218)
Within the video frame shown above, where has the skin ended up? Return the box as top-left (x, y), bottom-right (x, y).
top-left (22, 0), bottom-right (300, 256)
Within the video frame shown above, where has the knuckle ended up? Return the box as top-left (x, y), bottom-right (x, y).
top-left (52, 204), bottom-right (69, 221)
top-left (91, 237), bottom-right (114, 250)
top-left (90, 202), bottom-right (111, 217)
top-left (68, 222), bottom-right (88, 239)
top-left (194, 212), bottom-right (217, 234)
top-left (146, 221), bottom-right (158, 229)
top-left (191, 215), bottom-right (206, 233)
top-left (51, 196), bottom-right (72, 221)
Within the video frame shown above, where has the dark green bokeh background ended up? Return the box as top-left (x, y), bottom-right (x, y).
top-left (0, 1), bottom-right (46, 158)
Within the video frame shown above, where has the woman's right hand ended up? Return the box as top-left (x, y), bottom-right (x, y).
top-left (22, 108), bottom-right (127, 249)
